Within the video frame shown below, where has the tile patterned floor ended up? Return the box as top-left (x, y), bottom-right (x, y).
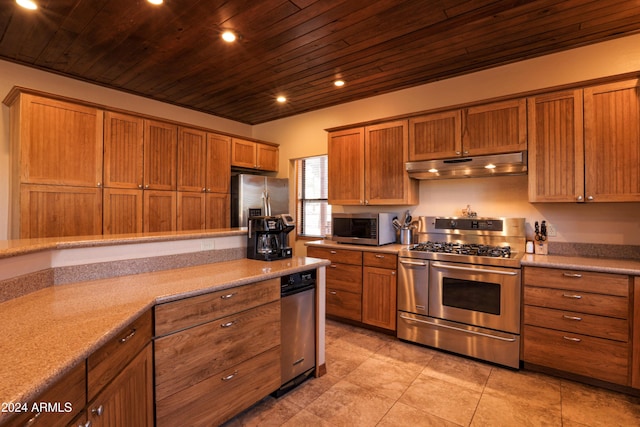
top-left (223, 320), bottom-right (640, 426)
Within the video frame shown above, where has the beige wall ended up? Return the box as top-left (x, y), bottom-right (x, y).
top-left (253, 34), bottom-right (640, 248)
top-left (2, 35), bottom-right (640, 244)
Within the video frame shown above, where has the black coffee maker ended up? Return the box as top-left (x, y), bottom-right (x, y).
top-left (247, 214), bottom-right (295, 261)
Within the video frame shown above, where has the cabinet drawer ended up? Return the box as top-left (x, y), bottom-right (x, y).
top-left (4, 362), bottom-right (86, 427)
top-left (154, 278), bottom-right (279, 336)
top-left (524, 286), bottom-right (628, 319)
top-left (363, 251), bottom-right (397, 269)
top-left (156, 346), bottom-right (281, 427)
top-left (154, 300), bottom-right (280, 401)
top-left (327, 288), bottom-right (362, 321)
top-left (524, 305), bottom-right (628, 342)
top-left (88, 310), bottom-right (152, 400)
top-left (523, 325), bottom-right (629, 386)
top-left (326, 263), bottom-right (362, 292)
top-left (524, 267), bottom-right (629, 296)
top-left (307, 246), bottom-right (362, 265)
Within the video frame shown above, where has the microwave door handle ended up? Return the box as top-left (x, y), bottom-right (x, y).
top-left (430, 262), bottom-right (518, 276)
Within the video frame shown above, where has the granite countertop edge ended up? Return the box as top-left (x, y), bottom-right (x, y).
top-left (0, 256), bottom-right (329, 419)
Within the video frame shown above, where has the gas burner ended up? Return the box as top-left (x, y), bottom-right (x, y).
top-left (411, 241), bottom-right (512, 258)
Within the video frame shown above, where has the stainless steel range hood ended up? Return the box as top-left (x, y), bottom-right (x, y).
top-left (406, 151), bottom-right (527, 180)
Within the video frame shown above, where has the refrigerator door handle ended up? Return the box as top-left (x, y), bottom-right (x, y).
top-left (263, 190), bottom-right (272, 216)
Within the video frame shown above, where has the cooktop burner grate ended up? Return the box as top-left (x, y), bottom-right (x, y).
top-left (411, 241), bottom-right (512, 258)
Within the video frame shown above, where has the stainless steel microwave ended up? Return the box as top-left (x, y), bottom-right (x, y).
top-left (332, 213), bottom-right (396, 246)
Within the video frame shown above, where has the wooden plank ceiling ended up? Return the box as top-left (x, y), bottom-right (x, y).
top-left (1, 0), bottom-right (640, 124)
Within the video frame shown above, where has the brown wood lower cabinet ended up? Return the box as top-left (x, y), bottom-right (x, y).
top-left (523, 266), bottom-right (631, 387)
top-left (307, 246), bottom-right (397, 331)
top-left (154, 279), bottom-right (281, 426)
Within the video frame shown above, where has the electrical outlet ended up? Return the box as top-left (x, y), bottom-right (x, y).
top-left (201, 239), bottom-right (215, 251)
top-left (546, 223), bottom-right (557, 237)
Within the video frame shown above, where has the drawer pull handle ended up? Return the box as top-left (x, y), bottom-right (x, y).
top-left (562, 294), bottom-right (582, 299)
top-left (563, 336), bottom-right (582, 342)
top-left (91, 405), bottom-right (104, 417)
top-left (220, 293), bottom-right (236, 300)
top-left (220, 321), bottom-right (236, 328)
top-left (375, 254), bottom-right (385, 258)
top-left (563, 273), bottom-right (583, 278)
top-left (329, 291), bottom-right (337, 295)
top-left (119, 328), bottom-right (136, 343)
top-left (222, 370), bottom-right (239, 381)
top-left (330, 250), bottom-right (337, 254)
top-left (330, 264), bottom-right (337, 268)
top-left (563, 315), bottom-right (582, 321)
top-left (24, 410), bottom-right (42, 426)
top-left (293, 357), bottom-right (305, 366)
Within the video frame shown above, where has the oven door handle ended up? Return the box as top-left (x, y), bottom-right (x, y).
top-left (399, 314), bottom-right (517, 342)
top-left (399, 260), bottom-right (428, 267)
top-left (430, 262), bottom-right (518, 276)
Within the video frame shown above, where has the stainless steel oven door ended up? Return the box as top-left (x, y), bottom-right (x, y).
top-left (429, 261), bottom-right (521, 334)
top-left (398, 258), bottom-right (429, 315)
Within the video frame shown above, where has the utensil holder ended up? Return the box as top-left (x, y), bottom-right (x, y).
top-left (399, 228), bottom-right (412, 245)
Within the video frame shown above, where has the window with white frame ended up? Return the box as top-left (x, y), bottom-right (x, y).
top-left (296, 155), bottom-right (331, 237)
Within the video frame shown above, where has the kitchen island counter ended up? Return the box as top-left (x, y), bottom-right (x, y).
top-left (0, 256), bottom-right (329, 423)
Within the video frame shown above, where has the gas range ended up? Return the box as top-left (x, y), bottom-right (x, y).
top-left (398, 216), bottom-right (526, 268)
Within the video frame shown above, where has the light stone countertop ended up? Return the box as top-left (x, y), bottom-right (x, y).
top-left (521, 253), bottom-right (640, 275)
top-left (0, 256), bottom-right (329, 421)
top-left (306, 240), bottom-right (640, 276)
top-left (0, 228), bottom-right (247, 259)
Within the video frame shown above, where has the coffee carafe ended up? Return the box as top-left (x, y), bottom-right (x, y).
top-left (247, 214), bottom-right (295, 261)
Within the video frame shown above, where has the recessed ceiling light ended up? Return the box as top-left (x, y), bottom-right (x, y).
top-left (16, 0), bottom-right (37, 10)
top-left (334, 79), bottom-right (345, 87)
top-left (221, 30), bottom-right (237, 43)
top-left (276, 96), bottom-right (287, 103)
top-left (148, 0), bottom-right (163, 4)
top-left (485, 164), bottom-right (497, 169)
top-left (428, 168), bottom-right (439, 173)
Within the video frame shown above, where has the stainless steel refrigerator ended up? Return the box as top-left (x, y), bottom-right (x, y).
top-left (231, 174), bottom-right (289, 227)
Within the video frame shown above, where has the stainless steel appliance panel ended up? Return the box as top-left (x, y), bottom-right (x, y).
top-left (231, 174), bottom-right (289, 227)
top-left (281, 288), bottom-right (316, 384)
top-left (429, 261), bottom-right (521, 334)
top-left (397, 312), bottom-right (520, 368)
top-left (397, 258), bottom-right (429, 315)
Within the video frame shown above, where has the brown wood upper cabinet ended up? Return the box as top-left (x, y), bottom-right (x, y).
top-left (529, 80), bottom-right (640, 202)
top-left (409, 98), bottom-right (527, 161)
top-left (144, 119), bottom-right (177, 191)
top-left (328, 120), bottom-right (418, 205)
top-left (231, 138), bottom-right (279, 171)
top-left (104, 112), bottom-right (144, 189)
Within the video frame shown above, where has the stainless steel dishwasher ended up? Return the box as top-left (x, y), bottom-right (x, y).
top-left (275, 269), bottom-right (316, 396)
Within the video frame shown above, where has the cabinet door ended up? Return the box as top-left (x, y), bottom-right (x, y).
top-left (365, 120), bottom-right (417, 205)
top-left (104, 112), bottom-right (144, 189)
top-left (177, 192), bottom-right (206, 231)
top-left (527, 90), bottom-right (584, 202)
top-left (584, 80), bottom-right (640, 202)
top-left (20, 184), bottom-right (102, 238)
top-left (463, 98), bottom-right (527, 156)
top-left (144, 120), bottom-right (177, 191)
top-left (177, 127), bottom-right (207, 192)
top-left (328, 127), bottom-right (365, 205)
top-left (231, 138), bottom-right (256, 168)
top-left (206, 133), bottom-right (231, 193)
top-left (143, 190), bottom-right (176, 232)
top-left (206, 192), bottom-right (230, 229)
top-left (409, 110), bottom-right (462, 160)
top-left (256, 143), bottom-right (279, 171)
top-left (103, 188), bottom-right (143, 235)
top-left (633, 277), bottom-right (640, 389)
top-left (87, 344), bottom-right (154, 427)
top-left (362, 266), bottom-right (397, 330)
top-left (16, 93), bottom-right (103, 187)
